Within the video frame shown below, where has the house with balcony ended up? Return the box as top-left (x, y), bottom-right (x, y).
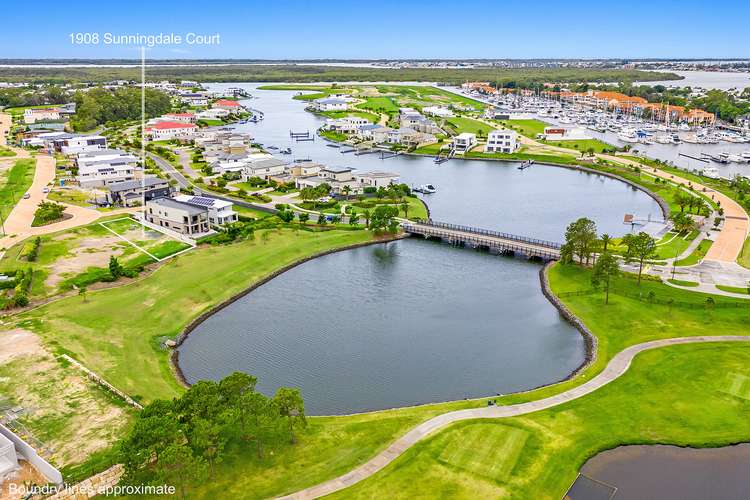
top-left (76, 149), bottom-right (141, 188)
top-left (173, 194), bottom-right (238, 226)
top-left (453, 132), bottom-right (477, 153)
top-left (486, 130), bottom-right (519, 153)
top-left (313, 97), bottom-right (348, 112)
top-left (105, 176), bottom-right (172, 207)
top-left (145, 121), bottom-right (198, 141)
top-left (145, 197), bottom-right (210, 236)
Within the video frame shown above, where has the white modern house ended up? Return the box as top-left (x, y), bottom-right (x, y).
top-left (356, 124), bottom-right (392, 143)
top-left (355, 171), bottom-right (400, 188)
top-left (539, 126), bottom-right (591, 141)
top-left (313, 97), bottom-right (348, 112)
top-left (161, 112), bottom-right (197, 124)
top-left (486, 130), bottom-right (519, 153)
top-left (180, 93), bottom-right (209, 107)
top-left (453, 132), bottom-right (477, 152)
top-left (76, 149), bottom-right (141, 188)
top-left (325, 116), bottom-right (370, 134)
top-left (145, 197), bottom-right (210, 236)
top-left (0, 432), bottom-right (18, 479)
top-left (422, 106), bottom-right (454, 118)
top-left (174, 194), bottom-right (238, 226)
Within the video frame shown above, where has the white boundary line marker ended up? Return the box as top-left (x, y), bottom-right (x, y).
top-left (98, 218), bottom-right (162, 262)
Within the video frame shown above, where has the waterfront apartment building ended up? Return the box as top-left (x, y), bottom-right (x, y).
top-left (486, 130), bottom-right (519, 153)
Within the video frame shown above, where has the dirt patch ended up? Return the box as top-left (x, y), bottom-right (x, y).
top-left (0, 328), bottom-right (43, 363)
top-left (0, 460), bottom-right (48, 500)
top-left (45, 235), bottom-right (126, 288)
top-left (0, 329), bottom-right (131, 467)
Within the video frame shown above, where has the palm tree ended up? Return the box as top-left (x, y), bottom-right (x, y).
top-left (362, 209), bottom-right (371, 229)
top-left (342, 185), bottom-right (351, 199)
top-left (600, 234), bottom-right (612, 252)
top-left (400, 201), bottom-right (409, 219)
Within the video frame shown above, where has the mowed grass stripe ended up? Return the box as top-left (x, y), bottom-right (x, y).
top-left (438, 424), bottom-right (529, 482)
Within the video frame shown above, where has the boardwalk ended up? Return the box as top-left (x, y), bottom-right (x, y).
top-left (280, 335), bottom-right (750, 499)
top-left (403, 220), bottom-right (561, 260)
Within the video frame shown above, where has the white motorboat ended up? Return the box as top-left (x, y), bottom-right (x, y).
top-left (702, 167), bottom-right (721, 179)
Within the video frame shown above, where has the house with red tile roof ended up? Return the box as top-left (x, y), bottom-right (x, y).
top-left (212, 99), bottom-right (242, 112)
top-left (145, 121), bottom-right (198, 141)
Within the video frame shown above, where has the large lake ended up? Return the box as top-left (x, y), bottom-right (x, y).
top-left (177, 84), bottom-right (663, 415)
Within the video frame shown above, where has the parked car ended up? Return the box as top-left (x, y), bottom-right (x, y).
top-left (23, 193), bottom-right (30, 199)
top-left (42, 187), bottom-right (50, 193)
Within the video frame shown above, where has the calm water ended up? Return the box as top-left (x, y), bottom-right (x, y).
top-left (177, 84), bottom-right (664, 415)
top-left (580, 444), bottom-right (750, 500)
top-left (179, 239), bottom-right (585, 415)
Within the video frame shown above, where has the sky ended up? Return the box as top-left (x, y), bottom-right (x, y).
top-left (1, 0), bottom-right (748, 60)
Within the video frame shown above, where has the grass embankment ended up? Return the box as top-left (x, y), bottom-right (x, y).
top-left (716, 284), bottom-right (750, 295)
top-left (0, 158), bottom-right (35, 213)
top-left (739, 237), bottom-right (750, 270)
top-left (675, 239), bottom-right (714, 266)
top-left (445, 116), bottom-right (491, 136)
top-left (325, 264), bottom-right (750, 498)
top-left (542, 139), bottom-right (617, 154)
top-left (653, 230), bottom-right (698, 260)
top-left (18, 229), bottom-right (378, 403)
top-left (499, 119), bottom-right (549, 138)
top-left (0, 146), bottom-right (16, 157)
top-left (667, 278), bottom-right (700, 287)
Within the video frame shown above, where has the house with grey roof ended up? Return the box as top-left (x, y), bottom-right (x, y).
top-left (105, 176), bottom-right (172, 207)
top-left (145, 197), bottom-right (210, 236)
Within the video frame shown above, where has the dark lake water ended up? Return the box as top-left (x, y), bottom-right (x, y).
top-left (177, 84), bottom-right (664, 415)
top-left (578, 444), bottom-right (750, 500)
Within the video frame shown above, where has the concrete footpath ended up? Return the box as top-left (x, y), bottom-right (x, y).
top-left (280, 335), bottom-right (750, 499)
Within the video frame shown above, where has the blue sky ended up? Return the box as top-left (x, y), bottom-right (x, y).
top-left (1, 0), bottom-right (748, 60)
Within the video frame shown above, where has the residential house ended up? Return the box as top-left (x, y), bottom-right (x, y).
top-left (422, 106), bottom-right (454, 118)
top-left (162, 112), bottom-right (197, 124)
top-left (174, 194), bottom-right (238, 226)
top-left (242, 158), bottom-right (287, 180)
top-left (355, 171), bottom-right (400, 188)
top-left (180, 93), bottom-right (209, 107)
top-left (486, 130), bottom-right (518, 153)
top-left (196, 108), bottom-right (230, 121)
top-left (76, 149), bottom-right (141, 188)
top-left (297, 165), bottom-right (361, 194)
top-left (212, 99), bottom-right (243, 113)
top-left (105, 176), bottom-right (172, 207)
top-left (23, 108), bottom-right (61, 124)
top-left (145, 197), bottom-right (210, 236)
top-left (540, 127), bottom-right (590, 141)
top-left (313, 97), bottom-right (348, 112)
top-left (48, 133), bottom-right (107, 154)
top-left (399, 108), bottom-right (442, 134)
top-left (325, 116), bottom-right (370, 134)
top-left (453, 132), bottom-right (477, 152)
top-left (356, 124), bottom-right (392, 143)
top-left (145, 121), bottom-right (198, 141)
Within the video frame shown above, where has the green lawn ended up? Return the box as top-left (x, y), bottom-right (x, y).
top-left (667, 278), bottom-right (700, 287)
top-left (18, 229), bottom-right (378, 403)
top-left (47, 188), bottom-right (92, 207)
top-left (654, 230), bottom-right (698, 260)
top-left (358, 96), bottom-right (399, 114)
top-left (446, 116), bottom-right (491, 136)
top-left (320, 110), bottom-right (379, 123)
top-left (331, 343), bottom-right (750, 499)
top-left (716, 284), bottom-right (750, 295)
top-left (0, 158), bottom-right (35, 221)
top-left (541, 138), bottom-right (618, 154)
top-left (739, 237), bottom-right (750, 270)
top-left (0, 146), bottom-right (16, 157)
top-left (498, 119), bottom-right (549, 138)
top-left (675, 239), bottom-right (713, 266)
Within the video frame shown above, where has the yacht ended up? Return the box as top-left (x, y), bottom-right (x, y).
top-left (742, 151), bottom-right (750, 161)
top-left (710, 153), bottom-right (730, 163)
top-left (655, 133), bottom-right (673, 144)
top-left (701, 167), bottom-right (721, 179)
top-left (618, 128), bottom-right (639, 143)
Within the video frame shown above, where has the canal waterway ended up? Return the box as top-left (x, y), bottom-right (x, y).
top-left (177, 83), bottom-right (664, 414)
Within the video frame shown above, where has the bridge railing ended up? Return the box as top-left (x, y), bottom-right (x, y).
top-left (404, 225), bottom-right (560, 259)
top-left (415, 220), bottom-right (563, 249)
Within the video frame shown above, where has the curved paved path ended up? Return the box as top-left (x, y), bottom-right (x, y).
top-left (281, 335), bottom-right (750, 499)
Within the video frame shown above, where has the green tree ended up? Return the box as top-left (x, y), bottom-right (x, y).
top-left (400, 201), bottom-right (409, 219)
top-left (591, 251), bottom-right (620, 304)
top-left (298, 212), bottom-right (310, 223)
top-left (109, 255), bottom-right (124, 279)
top-left (564, 218), bottom-right (598, 264)
top-left (600, 233), bottom-right (612, 252)
top-left (362, 209), bottom-right (372, 229)
top-left (624, 232), bottom-right (657, 285)
top-left (273, 387), bottom-right (306, 444)
top-left (154, 443), bottom-right (208, 500)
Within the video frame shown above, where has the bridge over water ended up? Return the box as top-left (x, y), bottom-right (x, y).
top-left (403, 221), bottom-right (562, 261)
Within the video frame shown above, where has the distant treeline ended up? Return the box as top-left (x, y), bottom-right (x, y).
top-left (70, 87), bottom-right (171, 131)
top-left (0, 65), bottom-right (681, 85)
